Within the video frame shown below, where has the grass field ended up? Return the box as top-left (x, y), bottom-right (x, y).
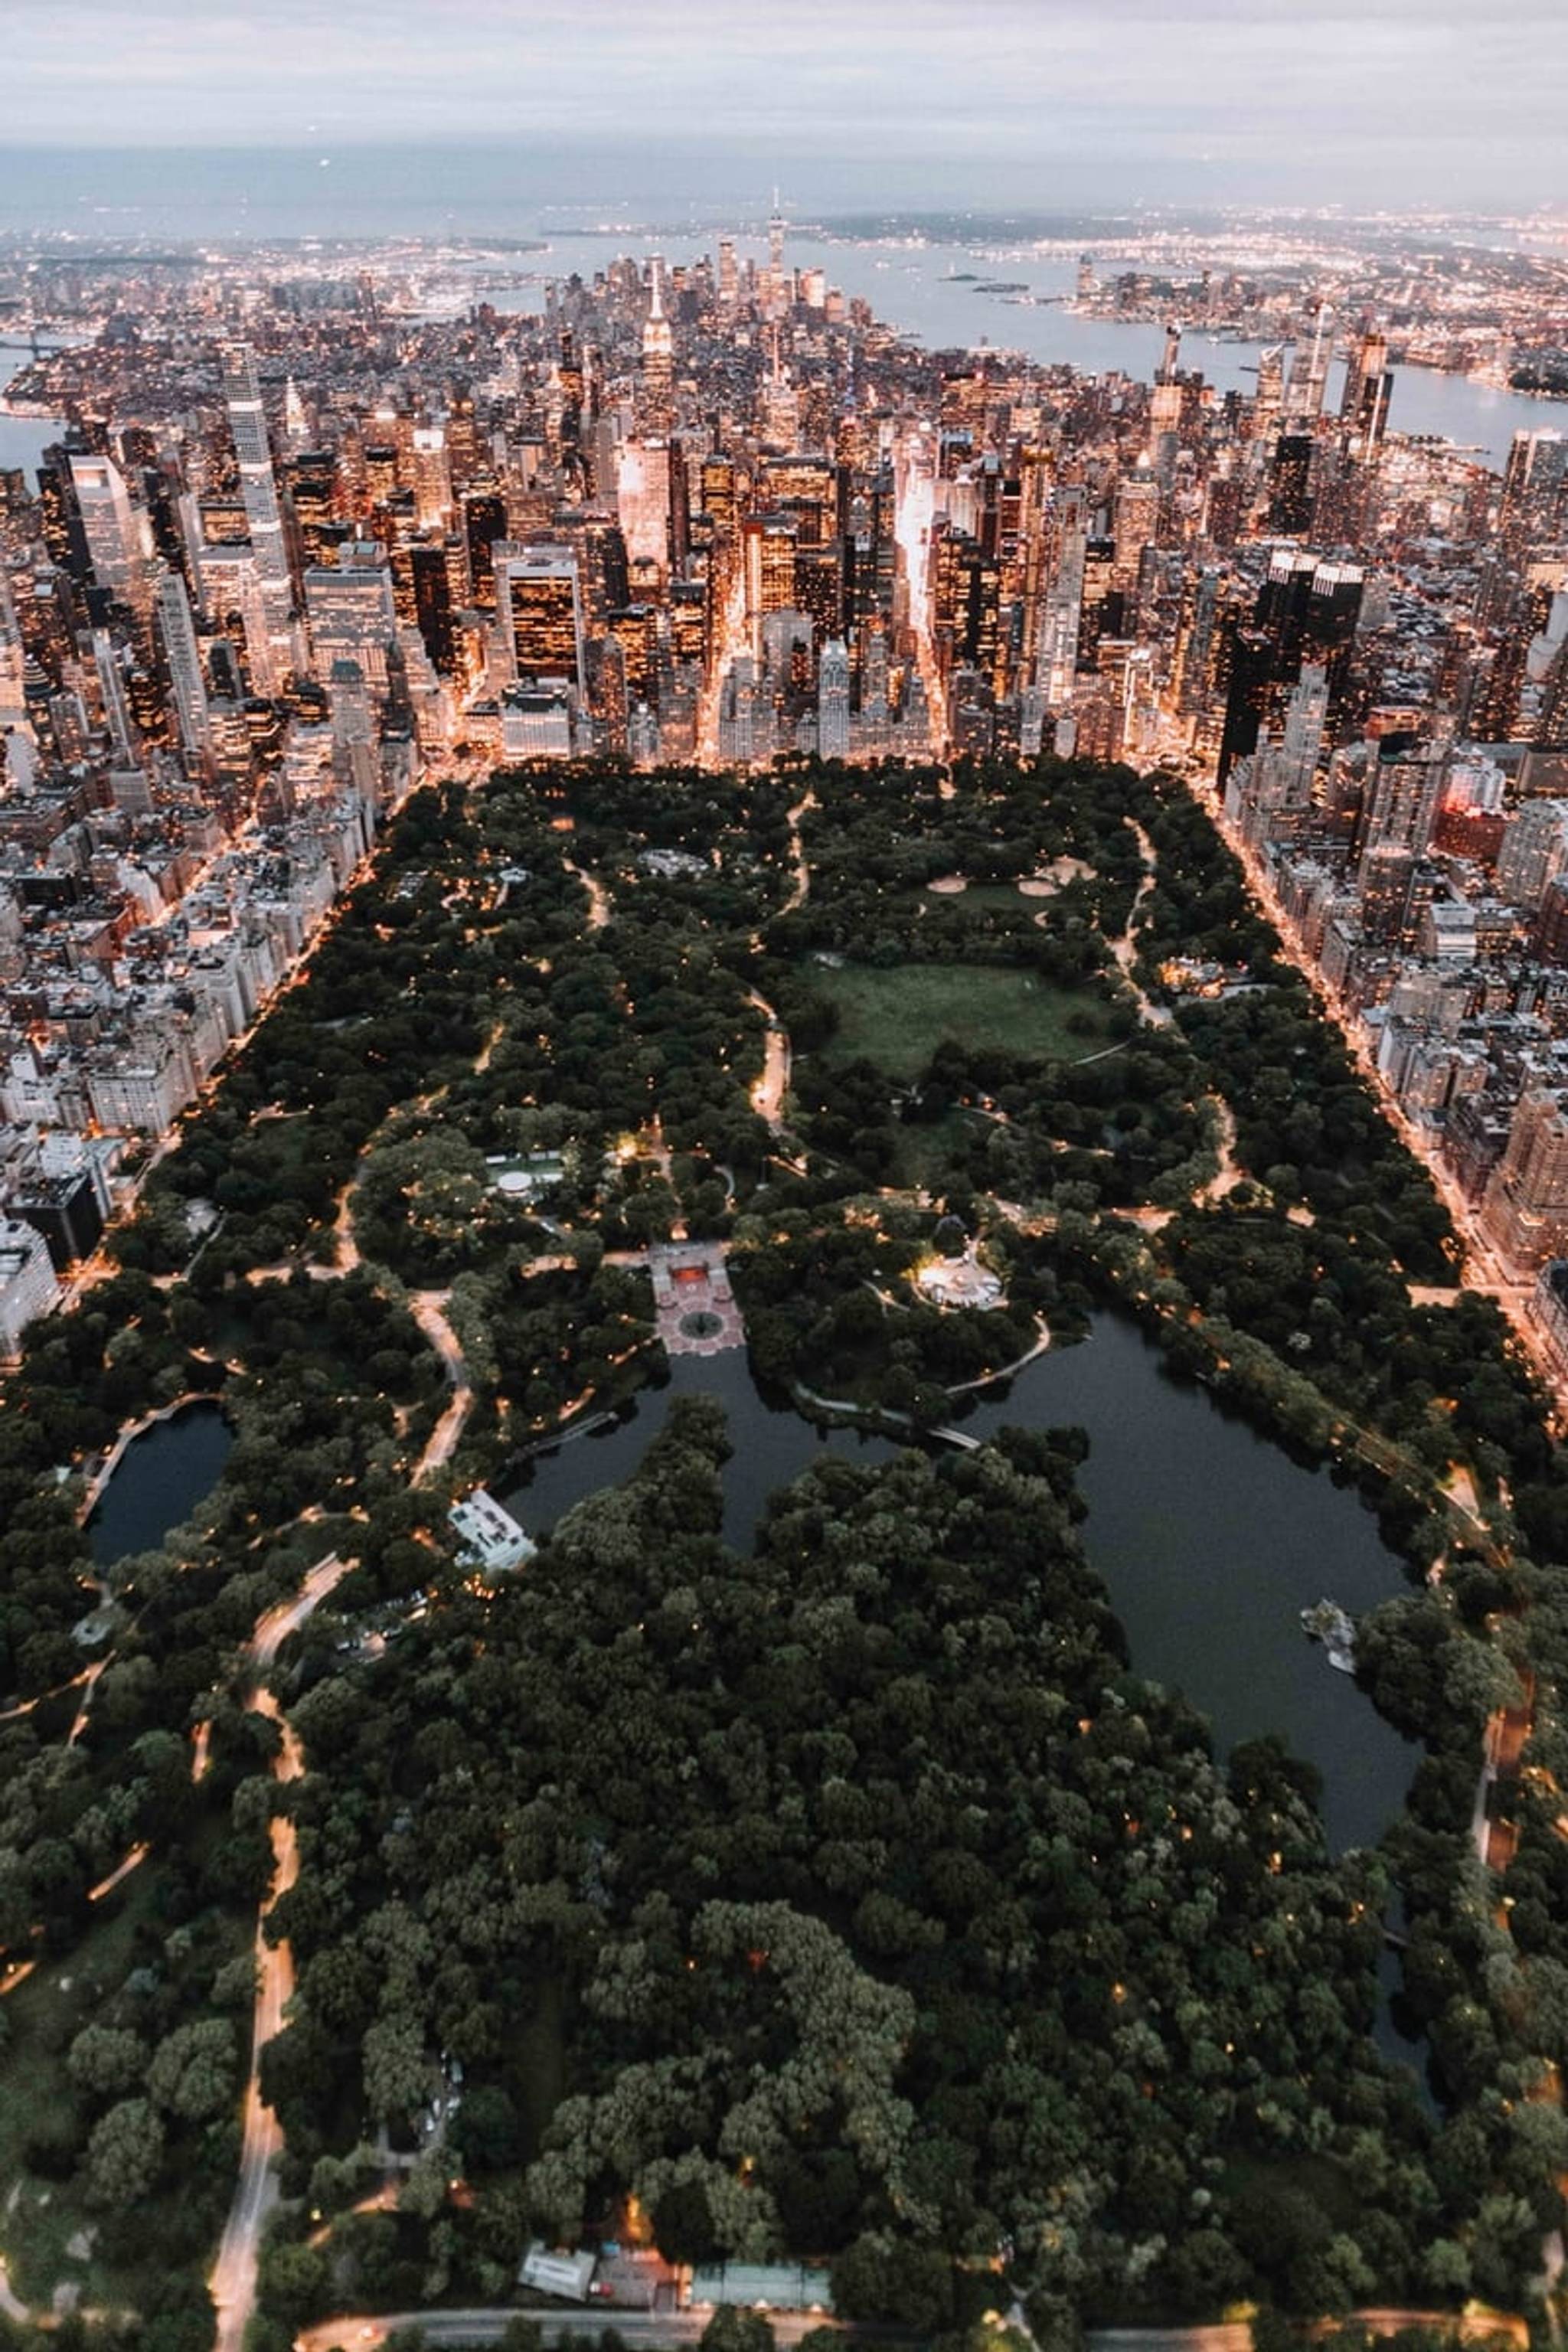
top-left (814, 962), bottom-right (1115, 1081)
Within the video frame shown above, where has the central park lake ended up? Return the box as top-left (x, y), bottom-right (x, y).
top-left (88, 1319), bottom-right (1418, 1856)
top-left (91, 1313), bottom-right (1426, 2076)
top-left (500, 1308), bottom-right (1419, 1858)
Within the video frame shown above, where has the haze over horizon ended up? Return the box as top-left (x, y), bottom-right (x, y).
top-left (0, 0), bottom-right (1564, 221)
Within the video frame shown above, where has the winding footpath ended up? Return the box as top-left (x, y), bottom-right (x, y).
top-left (1106, 822), bottom-right (1173, 1031)
top-left (210, 1553), bottom-right (352, 2352)
top-left (408, 1294), bottom-right (473, 1481)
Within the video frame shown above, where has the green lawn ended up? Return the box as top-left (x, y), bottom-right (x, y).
top-left (815, 962), bottom-right (1115, 1081)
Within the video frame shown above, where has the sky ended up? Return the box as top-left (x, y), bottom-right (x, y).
top-left (0, 0), bottom-right (1564, 216)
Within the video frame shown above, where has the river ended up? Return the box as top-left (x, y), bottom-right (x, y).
top-left (504, 1312), bottom-right (1416, 1858)
top-left (0, 395), bottom-right (65, 487)
top-left (5, 235), bottom-right (1553, 479)
top-left (500, 229), bottom-right (1556, 470)
top-left (87, 1400), bottom-right (234, 1569)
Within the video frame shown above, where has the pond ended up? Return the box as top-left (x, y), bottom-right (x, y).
top-left (87, 1402), bottom-right (234, 1570)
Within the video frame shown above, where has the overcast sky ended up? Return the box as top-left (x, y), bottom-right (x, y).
top-left (1, 0), bottom-right (1564, 213)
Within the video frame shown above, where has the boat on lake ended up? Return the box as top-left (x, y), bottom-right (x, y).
top-left (1300, 1597), bottom-right (1356, 1674)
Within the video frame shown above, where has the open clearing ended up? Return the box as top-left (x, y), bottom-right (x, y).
top-left (814, 962), bottom-right (1116, 1081)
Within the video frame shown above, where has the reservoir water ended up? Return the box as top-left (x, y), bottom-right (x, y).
top-left (87, 1401), bottom-right (234, 1570)
top-left (505, 1312), bottom-right (1416, 1858)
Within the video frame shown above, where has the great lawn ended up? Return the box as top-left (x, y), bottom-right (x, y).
top-left (812, 962), bottom-right (1117, 1083)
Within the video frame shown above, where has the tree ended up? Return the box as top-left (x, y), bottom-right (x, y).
top-left (83, 2098), bottom-right (165, 2208)
top-left (67, 2025), bottom-right (149, 2101)
top-left (148, 2019), bottom-right (238, 2123)
top-left (698, 2311), bottom-right (775, 2352)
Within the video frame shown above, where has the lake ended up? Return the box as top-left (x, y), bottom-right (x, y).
top-left (504, 1310), bottom-right (1417, 1857)
top-left (87, 1400), bottom-right (234, 1569)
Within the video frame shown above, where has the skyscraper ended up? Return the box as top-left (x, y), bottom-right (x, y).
top-left (69, 452), bottom-right (145, 609)
top-left (641, 260), bottom-right (675, 434)
top-left (498, 548), bottom-right (586, 695)
top-left (155, 567), bottom-right (211, 768)
top-left (223, 344), bottom-right (292, 639)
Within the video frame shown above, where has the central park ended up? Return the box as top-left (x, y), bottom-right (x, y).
top-left (4, 753), bottom-right (1568, 2350)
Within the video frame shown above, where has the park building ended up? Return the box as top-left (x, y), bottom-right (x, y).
top-left (449, 1488), bottom-right (536, 1576)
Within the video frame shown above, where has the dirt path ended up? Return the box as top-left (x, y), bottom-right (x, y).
top-left (782, 791), bottom-right (815, 913)
top-left (1106, 821), bottom-right (1173, 1029)
top-left (746, 989), bottom-right (792, 1129)
top-left (1194, 1094), bottom-right (1246, 1209)
top-left (564, 860), bottom-right (610, 932)
top-left (210, 1555), bottom-right (351, 2352)
top-left (409, 1293), bottom-right (473, 1481)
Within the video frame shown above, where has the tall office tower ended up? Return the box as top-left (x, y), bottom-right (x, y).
top-left (463, 492), bottom-right (508, 612)
top-left (285, 449), bottom-right (341, 573)
top-left (1498, 799), bottom-right (1568, 912)
top-left (1483, 1089), bottom-right (1568, 1272)
top-left (1340, 324), bottom-right (1393, 447)
top-left (641, 261), bottom-right (675, 433)
top-left (1230, 662), bottom-right (1330, 849)
top-left (1289, 300), bottom-right (1334, 421)
top-left (446, 387), bottom-right (482, 488)
top-left (1112, 469), bottom-right (1158, 612)
top-left (223, 345), bottom-right (293, 639)
top-left (616, 438), bottom-right (674, 583)
top-left (717, 237), bottom-right (739, 309)
top-left (200, 544), bottom-right (281, 694)
top-left (1158, 322), bottom-right (1181, 385)
top-left (1075, 538), bottom-right (1120, 672)
top-left (1500, 430), bottom-right (1568, 559)
top-left (817, 637), bottom-right (851, 759)
top-left (717, 654), bottom-right (760, 763)
top-left (69, 452), bottom-right (145, 609)
top-left (498, 547), bottom-right (585, 694)
top-left (1245, 549), bottom-right (1364, 725)
top-left (1217, 626), bottom-right (1279, 783)
top-left (1269, 434), bottom-right (1315, 534)
top-left (407, 542), bottom-right (457, 674)
top-left (743, 518), bottom-right (798, 651)
top-left (304, 541), bottom-right (398, 688)
top-left (767, 197), bottom-right (786, 313)
top-left (1253, 346), bottom-right (1285, 441)
top-left (0, 580), bottom-right (22, 724)
top-left (1174, 563), bottom-right (1226, 719)
top-left (410, 426), bottom-right (452, 531)
top-left (155, 567), bottom-right (211, 767)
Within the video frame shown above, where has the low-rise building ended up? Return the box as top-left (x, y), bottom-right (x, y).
top-left (449, 1488), bottom-right (536, 1575)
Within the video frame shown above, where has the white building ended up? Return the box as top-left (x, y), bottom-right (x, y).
top-left (449, 1489), bottom-right (536, 1576)
top-left (0, 1217), bottom-right (60, 1354)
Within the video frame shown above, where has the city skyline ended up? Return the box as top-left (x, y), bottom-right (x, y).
top-left (0, 0), bottom-right (1565, 214)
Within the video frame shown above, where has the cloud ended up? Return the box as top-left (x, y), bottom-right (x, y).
top-left (0, 0), bottom-right (1560, 209)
